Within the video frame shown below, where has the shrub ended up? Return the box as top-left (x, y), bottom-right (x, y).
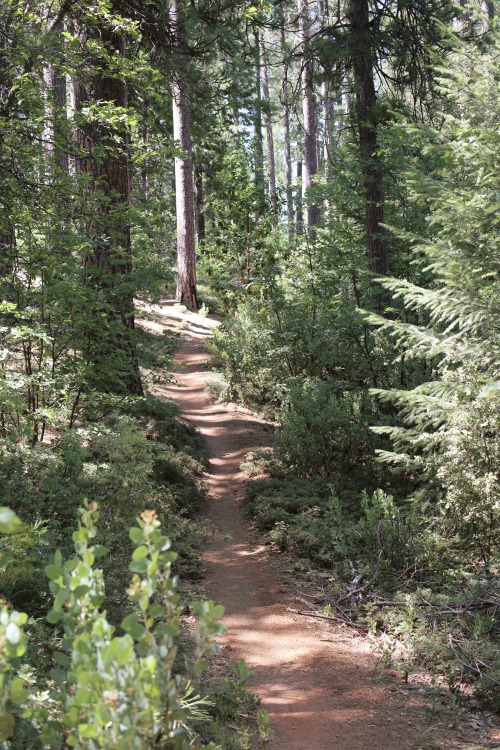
top-left (0, 503), bottom-right (225, 749)
top-left (276, 379), bottom-right (374, 477)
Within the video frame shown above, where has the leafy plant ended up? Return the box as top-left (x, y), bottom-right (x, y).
top-left (1, 502), bottom-right (226, 748)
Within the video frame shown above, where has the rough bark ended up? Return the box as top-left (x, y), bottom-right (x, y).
top-left (296, 157), bottom-right (304, 234)
top-left (298, 0), bottom-right (320, 231)
top-left (73, 26), bottom-right (143, 396)
top-left (348, 0), bottom-right (388, 280)
top-left (171, 0), bottom-right (198, 310)
top-left (281, 24), bottom-right (294, 237)
top-left (284, 99), bottom-right (294, 236)
top-left (43, 66), bottom-right (69, 174)
top-left (260, 37), bottom-right (277, 212)
top-left (194, 161), bottom-right (205, 244)
top-left (253, 32), bottom-right (265, 209)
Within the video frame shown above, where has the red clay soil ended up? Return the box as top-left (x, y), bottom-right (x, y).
top-left (141, 301), bottom-right (499, 750)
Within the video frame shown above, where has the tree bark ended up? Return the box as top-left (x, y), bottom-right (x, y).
top-left (253, 32), bottom-right (265, 210)
top-left (281, 24), bottom-right (294, 237)
top-left (171, 0), bottom-right (198, 310)
top-left (284, 99), bottom-right (294, 236)
top-left (73, 25), bottom-right (143, 396)
top-left (298, 0), bottom-right (320, 231)
top-left (296, 156), bottom-right (304, 234)
top-left (260, 37), bottom-right (277, 212)
top-left (194, 161), bottom-right (205, 244)
top-left (348, 0), bottom-right (388, 281)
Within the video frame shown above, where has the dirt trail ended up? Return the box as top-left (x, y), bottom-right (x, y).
top-left (141, 301), bottom-right (498, 750)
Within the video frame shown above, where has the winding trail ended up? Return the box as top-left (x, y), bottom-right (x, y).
top-left (140, 301), bottom-right (499, 750)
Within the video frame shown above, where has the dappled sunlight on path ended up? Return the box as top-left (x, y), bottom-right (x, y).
top-left (140, 300), bottom-right (495, 750)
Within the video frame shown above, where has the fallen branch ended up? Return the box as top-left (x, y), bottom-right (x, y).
top-left (367, 597), bottom-right (499, 617)
top-left (286, 607), bottom-right (362, 631)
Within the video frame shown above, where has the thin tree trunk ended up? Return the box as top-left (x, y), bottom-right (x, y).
top-left (284, 102), bottom-right (294, 236)
top-left (141, 125), bottom-right (150, 201)
top-left (296, 157), bottom-right (303, 234)
top-left (320, 0), bottom-right (334, 186)
top-left (0, 226), bottom-right (14, 280)
top-left (195, 161), bottom-right (205, 244)
top-left (171, 0), bottom-right (198, 310)
top-left (260, 37), bottom-right (277, 212)
top-left (281, 24), bottom-right (294, 237)
top-left (298, 0), bottom-right (320, 231)
top-left (348, 0), bottom-right (388, 281)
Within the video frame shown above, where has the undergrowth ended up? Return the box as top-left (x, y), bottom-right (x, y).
top-left (243, 453), bottom-right (500, 711)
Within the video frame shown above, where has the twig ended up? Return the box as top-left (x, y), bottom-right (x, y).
top-left (448, 636), bottom-right (500, 687)
top-left (336, 522), bottom-right (384, 605)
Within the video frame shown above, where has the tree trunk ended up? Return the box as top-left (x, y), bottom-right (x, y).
top-left (348, 0), bottom-right (388, 280)
top-left (260, 37), bottom-right (277, 212)
top-left (0, 226), bottom-right (14, 280)
top-left (195, 161), bottom-right (205, 244)
top-left (73, 26), bottom-right (143, 396)
top-left (281, 25), bottom-right (294, 237)
top-left (171, 0), bottom-right (198, 310)
top-left (298, 0), bottom-right (320, 231)
top-left (296, 157), bottom-right (304, 234)
top-left (284, 100), bottom-right (294, 237)
top-left (253, 32), bottom-right (265, 210)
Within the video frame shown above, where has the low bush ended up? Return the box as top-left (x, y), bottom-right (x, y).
top-left (276, 379), bottom-right (375, 477)
top-left (0, 396), bottom-right (209, 617)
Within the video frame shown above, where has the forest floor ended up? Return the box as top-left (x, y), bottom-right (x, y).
top-left (139, 300), bottom-right (500, 750)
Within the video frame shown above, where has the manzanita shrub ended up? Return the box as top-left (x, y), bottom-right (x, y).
top-left (0, 503), bottom-right (225, 749)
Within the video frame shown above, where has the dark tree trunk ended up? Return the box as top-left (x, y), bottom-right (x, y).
top-left (73, 26), bottom-right (143, 396)
top-left (171, 0), bottom-right (198, 310)
top-left (254, 32), bottom-right (265, 210)
top-left (260, 37), bottom-right (277, 212)
top-left (298, 0), bottom-right (320, 231)
top-left (348, 0), bottom-right (388, 280)
top-left (194, 161), bottom-right (205, 244)
top-left (281, 22), bottom-right (294, 237)
top-left (296, 157), bottom-right (304, 234)
top-left (0, 226), bottom-right (14, 280)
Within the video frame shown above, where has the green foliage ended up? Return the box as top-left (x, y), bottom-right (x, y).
top-left (365, 28), bottom-right (500, 558)
top-left (0, 502), bottom-right (225, 749)
top-left (247, 479), bottom-right (420, 575)
top-left (277, 379), bottom-right (374, 477)
top-left (0, 397), bottom-right (208, 615)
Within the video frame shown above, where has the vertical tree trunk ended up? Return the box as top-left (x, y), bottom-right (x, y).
top-left (171, 0), bottom-right (198, 310)
top-left (73, 25), bottom-right (143, 396)
top-left (348, 0), bottom-right (388, 280)
top-left (253, 32), bottom-right (265, 210)
top-left (284, 100), bottom-right (294, 236)
top-left (281, 25), bottom-right (294, 237)
top-left (296, 157), bottom-right (304, 234)
top-left (141, 125), bottom-right (150, 201)
top-left (298, 0), bottom-right (320, 231)
top-left (318, 0), bottom-right (332, 176)
top-left (260, 37), bottom-right (277, 212)
top-left (0, 226), bottom-right (14, 280)
top-left (194, 161), bottom-right (205, 244)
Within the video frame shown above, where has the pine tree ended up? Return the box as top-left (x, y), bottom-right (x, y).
top-left (366, 28), bottom-right (500, 554)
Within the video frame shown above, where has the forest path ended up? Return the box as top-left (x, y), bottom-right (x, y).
top-left (140, 300), bottom-right (496, 750)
